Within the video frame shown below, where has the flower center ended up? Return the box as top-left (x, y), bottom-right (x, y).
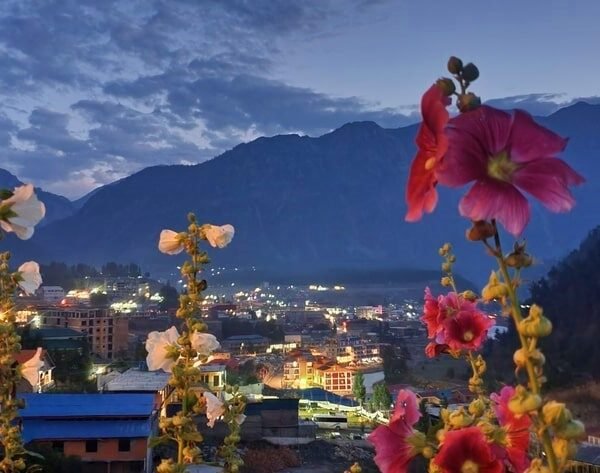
top-left (425, 157), bottom-right (437, 170)
top-left (463, 330), bottom-right (474, 342)
top-left (487, 151), bottom-right (520, 182)
top-left (461, 460), bottom-right (479, 473)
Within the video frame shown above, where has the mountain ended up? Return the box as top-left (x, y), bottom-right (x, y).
top-left (4, 102), bottom-right (600, 283)
top-left (0, 169), bottom-right (75, 226)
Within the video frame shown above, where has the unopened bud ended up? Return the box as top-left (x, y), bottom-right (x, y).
top-left (481, 271), bottom-right (509, 302)
top-left (447, 56), bottom-right (463, 74)
top-left (542, 401), bottom-right (571, 427)
top-left (461, 290), bottom-right (478, 302)
top-left (457, 93), bottom-right (481, 112)
top-left (466, 220), bottom-right (496, 241)
top-left (438, 243), bottom-right (452, 256)
top-left (436, 77), bottom-right (456, 96)
top-left (519, 305), bottom-right (552, 338)
top-left (448, 407), bottom-right (474, 428)
top-left (555, 419), bottom-right (585, 440)
top-left (441, 277), bottom-right (452, 287)
top-left (553, 438), bottom-right (578, 461)
top-left (513, 348), bottom-right (545, 369)
top-left (468, 398), bottom-right (486, 417)
top-left (442, 262), bottom-right (452, 273)
top-left (508, 385), bottom-right (542, 415)
top-left (525, 459), bottom-right (551, 473)
top-left (461, 63), bottom-right (480, 82)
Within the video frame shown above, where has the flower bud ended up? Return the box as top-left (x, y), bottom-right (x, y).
top-left (513, 348), bottom-right (545, 369)
top-left (481, 271), bottom-right (509, 302)
top-left (461, 290), bottom-right (478, 302)
top-left (524, 459), bottom-right (551, 473)
top-left (508, 386), bottom-right (542, 415)
top-left (553, 438), bottom-right (577, 461)
top-left (436, 78), bottom-right (456, 96)
top-left (438, 243), bottom-right (452, 256)
top-left (468, 398), bottom-right (486, 417)
top-left (447, 56), bottom-right (463, 74)
top-left (422, 446), bottom-right (435, 459)
top-left (555, 419), bottom-right (585, 440)
top-left (441, 276), bottom-right (452, 287)
top-left (349, 463), bottom-right (363, 473)
top-left (466, 220), bottom-right (496, 241)
top-left (542, 401), bottom-right (571, 427)
top-left (461, 63), bottom-right (479, 82)
top-left (407, 431), bottom-right (428, 450)
top-left (441, 262), bottom-right (452, 273)
top-left (448, 407), bottom-right (474, 428)
top-left (469, 375), bottom-right (484, 392)
top-left (518, 305), bottom-right (552, 338)
top-left (457, 93), bottom-right (481, 112)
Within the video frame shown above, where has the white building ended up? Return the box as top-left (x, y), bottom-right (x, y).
top-left (40, 286), bottom-right (65, 303)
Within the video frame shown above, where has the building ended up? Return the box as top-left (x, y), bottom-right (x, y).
top-left (282, 352), bottom-right (315, 389)
top-left (29, 327), bottom-right (87, 353)
top-left (324, 335), bottom-right (381, 365)
top-left (197, 360), bottom-right (227, 391)
top-left (39, 286), bottom-right (66, 303)
top-left (21, 393), bottom-right (158, 473)
top-left (221, 334), bottom-right (270, 353)
top-left (40, 307), bottom-right (128, 360)
top-left (355, 305), bottom-right (384, 319)
top-left (314, 362), bottom-right (356, 396)
top-left (99, 368), bottom-right (172, 411)
top-left (14, 349), bottom-right (55, 392)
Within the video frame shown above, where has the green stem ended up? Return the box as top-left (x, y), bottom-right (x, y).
top-left (490, 222), bottom-right (559, 473)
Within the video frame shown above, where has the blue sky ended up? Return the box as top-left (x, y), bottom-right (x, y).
top-left (0, 0), bottom-right (598, 198)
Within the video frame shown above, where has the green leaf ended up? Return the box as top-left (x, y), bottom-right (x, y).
top-left (148, 435), bottom-right (170, 448)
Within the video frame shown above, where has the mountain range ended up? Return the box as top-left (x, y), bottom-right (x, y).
top-left (2, 101), bottom-right (599, 284)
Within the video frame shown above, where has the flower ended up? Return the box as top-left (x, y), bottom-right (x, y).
top-left (203, 391), bottom-right (226, 428)
top-left (17, 261), bottom-right (42, 295)
top-left (437, 106), bottom-right (584, 236)
top-left (405, 84), bottom-right (450, 222)
top-left (203, 224), bottom-right (235, 248)
top-left (158, 229), bottom-right (184, 255)
top-left (439, 293), bottom-right (494, 352)
top-left (421, 288), bottom-right (444, 339)
top-left (0, 184), bottom-right (46, 239)
top-left (491, 386), bottom-right (531, 472)
top-left (434, 427), bottom-right (503, 473)
top-left (369, 390), bottom-right (422, 473)
top-left (21, 347), bottom-right (44, 388)
top-left (146, 326), bottom-right (180, 372)
top-left (425, 342), bottom-right (449, 358)
top-left (190, 333), bottom-right (220, 357)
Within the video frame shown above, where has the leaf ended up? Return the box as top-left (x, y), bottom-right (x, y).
top-left (148, 435), bottom-right (170, 448)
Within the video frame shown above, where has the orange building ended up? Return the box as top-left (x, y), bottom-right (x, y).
top-left (283, 351), bottom-right (316, 389)
top-left (314, 362), bottom-right (356, 396)
top-left (41, 307), bottom-right (128, 359)
top-left (21, 393), bottom-right (157, 473)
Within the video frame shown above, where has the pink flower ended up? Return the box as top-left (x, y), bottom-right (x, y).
top-left (369, 389), bottom-right (422, 473)
top-left (405, 84), bottom-right (450, 222)
top-left (437, 106), bottom-right (584, 236)
top-left (425, 342), bottom-right (449, 359)
top-left (439, 292), bottom-right (495, 352)
top-left (421, 288), bottom-right (444, 339)
top-left (491, 386), bottom-right (532, 473)
top-left (434, 427), bottom-right (504, 473)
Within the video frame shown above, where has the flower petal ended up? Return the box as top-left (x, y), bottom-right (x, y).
top-left (513, 158), bottom-right (584, 212)
top-left (405, 147), bottom-right (439, 222)
top-left (459, 180), bottom-right (530, 237)
top-left (508, 109), bottom-right (567, 163)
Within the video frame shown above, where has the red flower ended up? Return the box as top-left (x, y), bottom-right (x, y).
top-left (492, 386), bottom-right (532, 473)
top-left (434, 427), bottom-right (504, 473)
top-left (421, 287), bottom-right (444, 339)
top-left (425, 342), bottom-right (449, 358)
top-left (437, 106), bottom-right (584, 236)
top-left (369, 390), bottom-right (421, 473)
top-left (405, 84), bottom-right (450, 222)
top-left (439, 292), bottom-right (494, 351)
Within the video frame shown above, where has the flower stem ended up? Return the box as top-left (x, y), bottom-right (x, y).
top-left (490, 222), bottom-right (559, 473)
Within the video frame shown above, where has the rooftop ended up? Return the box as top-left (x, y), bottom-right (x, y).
top-left (20, 393), bottom-right (156, 418)
top-left (102, 368), bottom-right (170, 392)
top-left (31, 327), bottom-right (86, 339)
top-left (22, 419), bottom-right (152, 442)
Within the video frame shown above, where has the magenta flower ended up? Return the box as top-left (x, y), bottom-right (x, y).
top-left (437, 106), bottom-right (584, 236)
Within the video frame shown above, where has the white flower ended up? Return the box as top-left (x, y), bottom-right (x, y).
top-left (21, 347), bottom-right (44, 388)
top-left (0, 184), bottom-right (45, 240)
top-left (158, 229), bottom-right (184, 255)
top-left (204, 224), bottom-right (235, 248)
top-left (190, 333), bottom-right (220, 357)
top-left (236, 414), bottom-right (246, 425)
top-left (203, 391), bottom-right (225, 428)
top-left (145, 326), bottom-right (180, 372)
top-left (17, 261), bottom-right (42, 295)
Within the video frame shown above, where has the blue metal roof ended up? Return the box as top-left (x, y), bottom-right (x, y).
top-left (22, 419), bottom-right (152, 442)
top-left (293, 388), bottom-right (358, 407)
top-left (20, 393), bottom-right (156, 418)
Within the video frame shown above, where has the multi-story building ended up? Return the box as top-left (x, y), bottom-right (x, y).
top-left (282, 352), bottom-right (315, 389)
top-left (39, 286), bottom-right (66, 303)
top-left (313, 362), bottom-right (356, 396)
top-left (324, 335), bottom-right (381, 365)
top-left (41, 307), bottom-right (128, 360)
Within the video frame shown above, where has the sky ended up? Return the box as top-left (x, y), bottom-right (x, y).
top-left (1, 0), bottom-right (599, 199)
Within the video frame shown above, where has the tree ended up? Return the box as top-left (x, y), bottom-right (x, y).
top-left (371, 384), bottom-right (392, 412)
top-left (352, 371), bottom-right (366, 406)
top-left (159, 284), bottom-right (179, 311)
top-left (381, 344), bottom-right (408, 383)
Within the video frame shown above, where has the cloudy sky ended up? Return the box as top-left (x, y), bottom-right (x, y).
top-left (1, 0), bottom-right (599, 198)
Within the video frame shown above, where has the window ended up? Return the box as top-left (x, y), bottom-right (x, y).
top-left (213, 375), bottom-right (220, 387)
top-left (118, 439), bottom-right (131, 452)
top-left (85, 440), bottom-right (98, 452)
top-left (52, 441), bottom-right (64, 453)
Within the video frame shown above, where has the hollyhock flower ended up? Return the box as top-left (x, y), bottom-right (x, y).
top-left (435, 427), bottom-right (503, 473)
top-left (492, 386), bottom-right (531, 472)
top-left (158, 229), bottom-right (184, 255)
top-left (203, 224), bottom-right (235, 248)
top-left (0, 184), bottom-right (46, 239)
top-left (425, 342), bottom-right (449, 358)
top-left (405, 84), bottom-right (450, 222)
top-left (421, 287), bottom-right (445, 339)
top-left (190, 333), bottom-right (220, 357)
top-left (21, 347), bottom-right (44, 388)
top-left (439, 292), bottom-right (494, 351)
top-left (146, 326), bottom-right (180, 372)
top-left (203, 391), bottom-right (226, 428)
top-left (17, 261), bottom-right (43, 295)
top-left (369, 389), bottom-right (422, 473)
top-left (438, 106), bottom-right (584, 236)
